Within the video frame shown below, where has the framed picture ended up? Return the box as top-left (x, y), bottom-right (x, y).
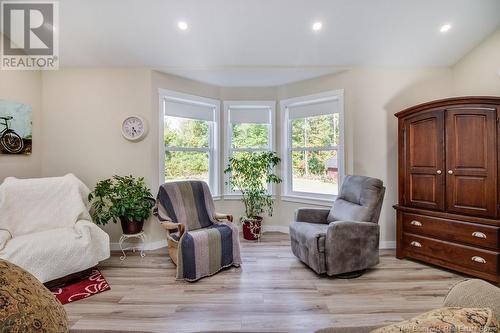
top-left (0, 100), bottom-right (32, 155)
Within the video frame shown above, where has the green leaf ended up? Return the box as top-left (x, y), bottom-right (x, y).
top-left (224, 151), bottom-right (281, 218)
top-left (88, 175), bottom-right (154, 225)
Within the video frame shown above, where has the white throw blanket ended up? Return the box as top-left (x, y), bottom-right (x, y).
top-left (0, 174), bottom-right (110, 282)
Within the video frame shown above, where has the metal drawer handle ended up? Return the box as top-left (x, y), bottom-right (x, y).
top-left (472, 231), bottom-right (487, 239)
top-left (410, 241), bottom-right (422, 248)
top-left (410, 220), bottom-right (422, 227)
top-left (471, 256), bottom-right (486, 264)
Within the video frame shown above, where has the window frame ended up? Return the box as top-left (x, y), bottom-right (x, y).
top-left (280, 90), bottom-right (345, 203)
top-left (223, 100), bottom-right (276, 197)
top-left (158, 88), bottom-right (221, 197)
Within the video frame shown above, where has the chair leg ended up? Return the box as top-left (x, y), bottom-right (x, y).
top-left (334, 269), bottom-right (366, 279)
top-left (167, 239), bottom-right (178, 266)
top-left (168, 246), bottom-right (178, 266)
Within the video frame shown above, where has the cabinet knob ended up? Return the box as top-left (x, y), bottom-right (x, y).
top-left (410, 241), bottom-right (422, 248)
top-left (472, 231), bottom-right (487, 239)
top-left (410, 220), bottom-right (422, 227)
top-left (471, 256), bottom-right (486, 264)
top-left (448, 170), bottom-right (453, 175)
top-left (436, 170), bottom-right (442, 174)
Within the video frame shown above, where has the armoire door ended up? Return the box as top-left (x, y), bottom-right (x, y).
top-left (404, 110), bottom-right (445, 210)
top-left (446, 108), bottom-right (497, 217)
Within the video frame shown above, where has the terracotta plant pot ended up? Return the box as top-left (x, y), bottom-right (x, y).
top-left (242, 216), bottom-right (263, 241)
top-left (120, 217), bottom-right (144, 234)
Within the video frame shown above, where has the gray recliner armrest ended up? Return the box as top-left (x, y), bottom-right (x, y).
top-left (325, 221), bottom-right (380, 275)
top-left (294, 208), bottom-right (330, 224)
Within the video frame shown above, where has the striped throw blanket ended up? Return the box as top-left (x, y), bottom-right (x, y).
top-left (154, 181), bottom-right (241, 281)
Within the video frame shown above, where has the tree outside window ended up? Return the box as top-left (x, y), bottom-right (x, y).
top-left (164, 116), bottom-right (211, 184)
top-left (291, 113), bottom-right (340, 195)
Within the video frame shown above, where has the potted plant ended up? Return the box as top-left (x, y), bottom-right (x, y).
top-left (88, 175), bottom-right (155, 234)
top-left (224, 151), bottom-right (282, 240)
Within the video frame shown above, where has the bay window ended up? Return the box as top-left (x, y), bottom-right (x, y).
top-left (281, 90), bottom-right (344, 201)
top-left (159, 89), bottom-right (220, 196)
top-left (224, 101), bottom-right (275, 195)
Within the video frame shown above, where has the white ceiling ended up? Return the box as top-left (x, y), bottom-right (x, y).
top-left (158, 67), bottom-right (348, 87)
top-left (59, 0), bottom-right (500, 86)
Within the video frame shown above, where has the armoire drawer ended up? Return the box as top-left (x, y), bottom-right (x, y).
top-left (403, 233), bottom-right (499, 275)
top-left (402, 213), bottom-right (499, 250)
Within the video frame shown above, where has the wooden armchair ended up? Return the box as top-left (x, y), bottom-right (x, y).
top-left (154, 181), bottom-right (241, 281)
top-left (160, 213), bottom-right (234, 265)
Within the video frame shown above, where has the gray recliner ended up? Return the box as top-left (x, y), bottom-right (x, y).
top-left (289, 175), bottom-right (385, 277)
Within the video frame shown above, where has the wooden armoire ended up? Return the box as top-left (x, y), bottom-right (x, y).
top-left (395, 97), bottom-right (500, 283)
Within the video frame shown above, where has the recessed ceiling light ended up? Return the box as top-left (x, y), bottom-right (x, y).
top-left (440, 23), bottom-right (452, 33)
top-left (177, 21), bottom-right (188, 31)
top-left (312, 21), bottom-right (322, 32)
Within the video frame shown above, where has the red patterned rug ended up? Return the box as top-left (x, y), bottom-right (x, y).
top-left (49, 267), bottom-right (110, 304)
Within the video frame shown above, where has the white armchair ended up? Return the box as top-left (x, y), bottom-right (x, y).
top-left (0, 174), bottom-right (110, 283)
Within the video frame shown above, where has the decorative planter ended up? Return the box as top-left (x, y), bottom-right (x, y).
top-left (242, 216), bottom-right (262, 241)
top-left (120, 217), bottom-right (144, 235)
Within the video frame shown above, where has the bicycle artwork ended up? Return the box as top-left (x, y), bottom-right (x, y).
top-left (0, 100), bottom-right (32, 155)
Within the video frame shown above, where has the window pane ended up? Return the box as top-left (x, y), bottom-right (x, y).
top-left (164, 116), bottom-right (209, 148)
top-left (165, 151), bottom-right (209, 184)
top-left (291, 114), bottom-right (339, 148)
top-left (291, 150), bottom-right (339, 195)
top-left (232, 123), bottom-right (269, 149)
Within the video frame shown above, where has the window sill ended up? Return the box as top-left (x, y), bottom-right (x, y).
top-left (223, 194), bottom-right (243, 200)
top-left (220, 194), bottom-right (332, 206)
top-left (280, 195), bottom-right (334, 206)
top-left (213, 195), bottom-right (222, 201)
top-left (221, 194), bottom-right (242, 200)
top-left (222, 193), bottom-right (277, 200)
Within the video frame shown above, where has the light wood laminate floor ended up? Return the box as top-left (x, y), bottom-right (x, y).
top-left (66, 232), bottom-right (465, 332)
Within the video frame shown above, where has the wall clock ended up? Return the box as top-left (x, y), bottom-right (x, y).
top-left (121, 115), bottom-right (147, 141)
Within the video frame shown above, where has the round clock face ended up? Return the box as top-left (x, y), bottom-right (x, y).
top-left (122, 116), bottom-right (147, 141)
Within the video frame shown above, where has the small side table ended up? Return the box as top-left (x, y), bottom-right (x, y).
top-left (119, 231), bottom-right (147, 260)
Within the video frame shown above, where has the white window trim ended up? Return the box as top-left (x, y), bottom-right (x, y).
top-left (223, 100), bottom-right (276, 197)
top-left (158, 88), bottom-right (221, 197)
top-left (280, 89), bottom-right (345, 202)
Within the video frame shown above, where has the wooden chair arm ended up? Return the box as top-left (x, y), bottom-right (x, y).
top-left (178, 224), bottom-right (185, 237)
top-left (161, 221), bottom-right (186, 238)
top-left (215, 213), bottom-right (233, 223)
top-left (160, 221), bottom-right (178, 230)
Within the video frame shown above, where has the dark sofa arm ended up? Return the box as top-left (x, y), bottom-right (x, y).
top-left (325, 221), bottom-right (380, 275)
top-left (294, 208), bottom-right (330, 224)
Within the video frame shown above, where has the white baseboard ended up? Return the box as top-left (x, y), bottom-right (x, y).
top-left (110, 226), bottom-right (396, 250)
top-left (233, 224), bottom-right (289, 233)
top-left (110, 239), bottom-right (167, 251)
top-left (109, 226), bottom-right (289, 251)
top-left (262, 225), bottom-right (289, 233)
top-left (380, 241), bottom-right (396, 249)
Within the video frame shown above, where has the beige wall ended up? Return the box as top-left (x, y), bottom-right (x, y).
top-left (0, 70), bottom-right (42, 181)
top-left (40, 68), bottom-right (154, 242)
top-left (155, 68), bottom-right (454, 245)
top-left (453, 29), bottom-right (500, 95)
top-left (1, 28), bottom-right (498, 247)
top-left (0, 67), bottom-right (463, 246)
top-left (276, 68), bottom-right (454, 243)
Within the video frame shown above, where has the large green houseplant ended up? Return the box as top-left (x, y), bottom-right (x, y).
top-left (224, 151), bottom-right (281, 240)
top-left (88, 175), bottom-right (155, 234)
